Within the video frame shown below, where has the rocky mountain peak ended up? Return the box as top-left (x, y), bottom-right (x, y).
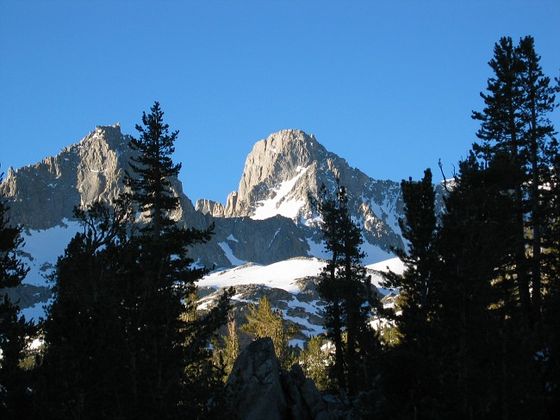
top-left (237, 129), bottom-right (325, 200)
top-left (84, 124), bottom-right (127, 150)
top-left (4, 123), bottom-right (443, 319)
top-left (224, 129), bottom-right (324, 219)
top-left (0, 124), bottom-right (131, 229)
top-left (211, 128), bottom-right (409, 256)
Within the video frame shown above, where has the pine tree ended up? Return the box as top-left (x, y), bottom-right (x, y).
top-left (316, 183), bottom-right (379, 398)
top-left (127, 102), bottom-right (181, 238)
top-left (0, 179), bottom-right (32, 419)
top-left (299, 336), bottom-right (331, 391)
top-left (0, 298), bottom-right (31, 419)
top-left (384, 170), bottom-right (438, 336)
top-left (435, 154), bottom-right (526, 418)
top-left (39, 103), bottom-right (232, 418)
top-left (213, 316), bottom-right (240, 381)
top-left (124, 102), bottom-right (230, 417)
top-left (378, 36), bottom-right (559, 419)
top-left (381, 161), bottom-right (525, 418)
top-left (380, 169), bottom-right (441, 417)
top-left (472, 36), bottom-right (534, 329)
top-left (472, 36), bottom-right (558, 328)
top-left (38, 200), bottom-right (134, 419)
top-left (517, 36), bottom-right (558, 321)
top-left (471, 36), bottom-right (559, 416)
top-left (241, 296), bottom-right (298, 367)
top-left (181, 288), bottom-right (233, 417)
top-left (0, 195), bottom-right (27, 291)
top-left (315, 185), bottom-right (347, 392)
top-left (541, 137), bottom-right (560, 413)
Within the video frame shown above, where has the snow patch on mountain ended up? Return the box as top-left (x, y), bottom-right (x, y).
top-left (22, 219), bottom-right (81, 287)
top-left (252, 166), bottom-right (308, 220)
top-left (199, 257), bottom-right (325, 293)
top-left (360, 241), bottom-right (394, 265)
top-left (367, 257), bottom-right (405, 275)
top-left (226, 234), bottom-right (239, 243)
top-left (199, 254), bottom-right (402, 295)
top-left (369, 195), bottom-right (401, 236)
top-left (283, 311), bottom-right (324, 336)
top-left (306, 238), bottom-right (330, 260)
top-left (217, 241), bottom-right (246, 266)
top-left (307, 236), bottom-right (394, 266)
top-left (366, 257), bottom-right (405, 293)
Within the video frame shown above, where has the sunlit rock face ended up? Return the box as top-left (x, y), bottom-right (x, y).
top-left (0, 124), bottom-right (209, 229)
top-left (220, 128), bottom-right (411, 254)
top-left (195, 198), bottom-right (225, 218)
top-left (1, 125), bottom-right (127, 229)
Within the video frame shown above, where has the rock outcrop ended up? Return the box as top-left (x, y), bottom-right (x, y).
top-left (226, 338), bottom-right (331, 420)
top-left (283, 364), bottom-right (332, 420)
top-left (195, 198), bottom-right (225, 217)
top-left (210, 215), bottom-right (310, 265)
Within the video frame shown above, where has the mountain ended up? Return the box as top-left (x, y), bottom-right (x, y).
top-left (197, 129), bottom-right (414, 260)
top-left (0, 124), bottom-right (205, 232)
top-left (0, 125), bottom-right (217, 284)
top-left (0, 125), bottom-right (430, 320)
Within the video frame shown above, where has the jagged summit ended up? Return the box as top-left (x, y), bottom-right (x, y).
top-left (0, 124), bottom-right (131, 229)
top-left (0, 124), bottom-right (206, 231)
top-left (222, 129), bottom-right (336, 217)
top-left (224, 129), bottom-right (324, 218)
top-left (202, 128), bottom-right (408, 256)
top-left (238, 129), bottom-right (324, 196)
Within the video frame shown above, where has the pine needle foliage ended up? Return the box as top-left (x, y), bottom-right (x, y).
top-left (242, 296), bottom-right (298, 368)
top-left (315, 183), bottom-right (380, 398)
top-left (0, 179), bottom-right (32, 419)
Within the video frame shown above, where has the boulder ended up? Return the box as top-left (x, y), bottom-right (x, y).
top-left (226, 338), bottom-right (287, 420)
top-left (226, 337), bottom-right (333, 420)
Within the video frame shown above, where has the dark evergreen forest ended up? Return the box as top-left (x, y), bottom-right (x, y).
top-left (1, 36), bottom-right (559, 419)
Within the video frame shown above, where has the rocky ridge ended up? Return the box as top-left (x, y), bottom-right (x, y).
top-left (205, 129), bottom-right (427, 254)
top-left (1, 125), bottom-right (423, 316)
top-left (1, 125), bottom-right (130, 229)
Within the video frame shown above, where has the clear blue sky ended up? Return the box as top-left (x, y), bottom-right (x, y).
top-left (1, 1), bottom-right (559, 203)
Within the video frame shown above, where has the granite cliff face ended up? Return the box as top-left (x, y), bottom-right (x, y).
top-left (210, 129), bottom-right (410, 254)
top-left (1, 125), bottom-right (128, 229)
top-left (0, 124), bottom-right (209, 232)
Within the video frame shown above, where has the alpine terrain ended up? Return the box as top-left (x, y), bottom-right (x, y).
top-left (1, 125), bottom-right (432, 335)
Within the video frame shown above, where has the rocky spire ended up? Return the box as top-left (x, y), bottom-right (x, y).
top-left (221, 128), bottom-right (408, 253)
top-left (0, 124), bottom-right (205, 230)
top-left (0, 125), bottom-right (128, 229)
